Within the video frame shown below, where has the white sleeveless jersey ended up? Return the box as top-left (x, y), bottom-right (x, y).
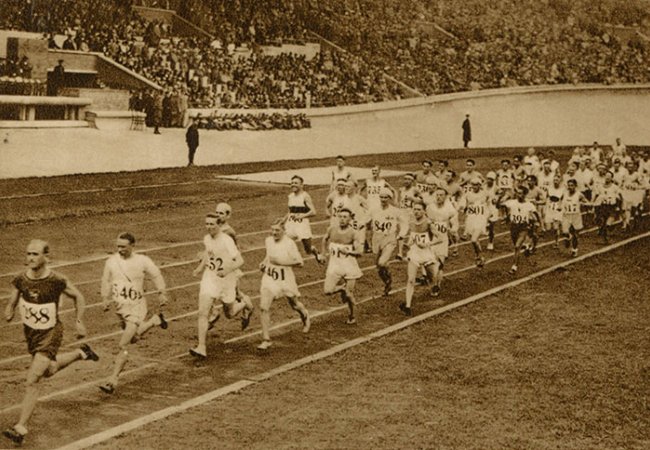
top-left (103, 254), bottom-right (160, 305)
top-left (203, 233), bottom-right (240, 277)
top-left (561, 190), bottom-right (581, 215)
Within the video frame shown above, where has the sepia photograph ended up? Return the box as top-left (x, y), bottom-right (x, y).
top-left (0, 0), bottom-right (649, 448)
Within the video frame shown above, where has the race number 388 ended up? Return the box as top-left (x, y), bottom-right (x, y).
top-left (19, 298), bottom-right (56, 329)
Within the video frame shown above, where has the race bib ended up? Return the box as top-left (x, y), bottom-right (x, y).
top-left (19, 298), bottom-right (57, 330)
top-left (330, 242), bottom-right (353, 258)
top-left (264, 264), bottom-right (286, 281)
top-left (112, 282), bottom-right (144, 303)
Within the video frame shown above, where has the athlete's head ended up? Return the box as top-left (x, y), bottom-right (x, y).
top-left (605, 171), bottom-right (614, 183)
top-left (26, 239), bottom-right (50, 270)
top-left (215, 202), bottom-right (232, 223)
top-left (379, 187), bottom-right (393, 207)
top-left (290, 175), bottom-right (304, 192)
top-left (527, 175), bottom-right (538, 187)
top-left (466, 159), bottom-right (476, 170)
top-left (270, 218), bottom-right (285, 241)
top-left (515, 186), bottom-right (528, 201)
top-left (597, 164), bottom-right (607, 176)
top-left (470, 177), bottom-right (482, 192)
top-left (116, 232), bottom-right (136, 259)
top-left (434, 187), bottom-right (447, 205)
top-left (371, 166), bottom-right (380, 178)
top-left (336, 155), bottom-right (345, 168)
top-left (422, 159), bottom-right (433, 171)
top-left (567, 162), bottom-right (577, 174)
top-left (527, 147), bottom-right (536, 157)
top-left (542, 159), bottom-right (551, 172)
top-left (501, 159), bottom-right (511, 169)
top-left (445, 170), bottom-right (456, 182)
top-left (403, 173), bottom-right (415, 187)
top-left (335, 178), bottom-right (347, 194)
top-left (486, 171), bottom-right (496, 186)
top-left (566, 178), bottom-right (577, 193)
top-left (613, 158), bottom-right (621, 168)
top-left (337, 208), bottom-right (352, 227)
top-left (412, 200), bottom-right (426, 219)
top-left (553, 173), bottom-right (562, 186)
top-left (205, 213), bottom-right (220, 236)
top-left (513, 156), bottom-right (522, 166)
top-left (437, 159), bottom-right (448, 171)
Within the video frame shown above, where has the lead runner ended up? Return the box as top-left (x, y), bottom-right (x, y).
top-left (3, 240), bottom-right (98, 446)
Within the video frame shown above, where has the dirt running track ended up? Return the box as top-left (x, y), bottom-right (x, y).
top-left (0, 154), bottom-right (648, 449)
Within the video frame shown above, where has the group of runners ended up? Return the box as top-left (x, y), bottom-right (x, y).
top-left (4, 146), bottom-right (649, 446)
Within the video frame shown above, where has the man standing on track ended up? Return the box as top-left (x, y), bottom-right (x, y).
top-left (190, 214), bottom-right (253, 359)
top-left (100, 232), bottom-right (169, 394)
top-left (462, 114), bottom-right (471, 148)
top-left (322, 208), bottom-right (363, 324)
top-left (257, 219), bottom-right (310, 351)
top-left (3, 240), bottom-right (98, 446)
top-left (370, 188), bottom-right (405, 296)
top-left (284, 175), bottom-right (325, 264)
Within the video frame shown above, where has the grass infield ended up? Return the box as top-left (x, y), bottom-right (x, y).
top-left (91, 237), bottom-right (650, 450)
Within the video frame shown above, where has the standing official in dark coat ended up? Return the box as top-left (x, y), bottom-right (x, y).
top-left (462, 114), bottom-right (472, 148)
top-left (185, 117), bottom-right (200, 166)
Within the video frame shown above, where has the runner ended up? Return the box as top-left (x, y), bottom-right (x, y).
top-left (100, 232), bottom-right (168, 394)
top-left (544, 174), bottom-right (565, 248)
top-left (592, 171), bottom-right (623, 243)
top-left (459, 159), bottom-right (484, 194)
top-left (361, 166), bottom-right (395, 213)
top-left (401, 200), bottom-right (440, 316)
top-left (459, 178), bottom-right (489, 267)
top-left (3, 240), bottom-right (98, 446)
top-left (330, 155), bottom-right (353, 191)
top-left (484, 171), bottom-right (501, 251)
top-left (325, 179), bottom-right (352, 227)
top-left (621, 161), bottom-right (644, 231)
top-left (257, 219), bottom-right (310, 351)
top-left (190, 214), bottom-right (253, 359)
top-left (425, 188), bottom-right (459, 296)
top-left (322, 208), bottom-right (363, 324)
top-left (370, 188), bottom-right (405, 296)
top-left (500, 187), bottom-right (540, 275)
top-left (284, 176), bottom-right (325, 263)
top-left (213, 202), bottom-right (255, 324)
top-left (560, 179), bottom-right (590, 257)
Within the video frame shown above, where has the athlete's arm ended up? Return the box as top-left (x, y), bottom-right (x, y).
top-left (62, 277), bottom-right (87, 338)
top-left (145, 258), bottom-right (169, 306)
top-left (325, 193), bottom-right (334, 217)
top-left (4, 287), bottom-right (19, 322)
top-left (302, 192), bottom-right (317, 219)
top-left (321, 227), bottom-right (331, 258)
top-left (193, 250), bottom-right (207, 277)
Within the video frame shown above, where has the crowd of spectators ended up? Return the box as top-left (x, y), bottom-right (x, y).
top-left (302, 0), bottom-right (650, 95)
top-left (0, 56), bottom-right (44, 96)
top-left (197, 112), bottom-right (310, 131)
top-left (1, 0), bottom-right (649, 107)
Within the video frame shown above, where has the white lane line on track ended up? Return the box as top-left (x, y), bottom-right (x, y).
top-left (54, 230), bottom-right (650, 450)
top-left (0, 219), bottom-right (331, 279)
top-left (0, 229), bottom-right (505, 331)
top-left (0, 222), bottom-right (617, 403)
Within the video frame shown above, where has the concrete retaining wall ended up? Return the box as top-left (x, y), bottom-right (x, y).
top-left (1, 84), bottom-right (649, 179)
